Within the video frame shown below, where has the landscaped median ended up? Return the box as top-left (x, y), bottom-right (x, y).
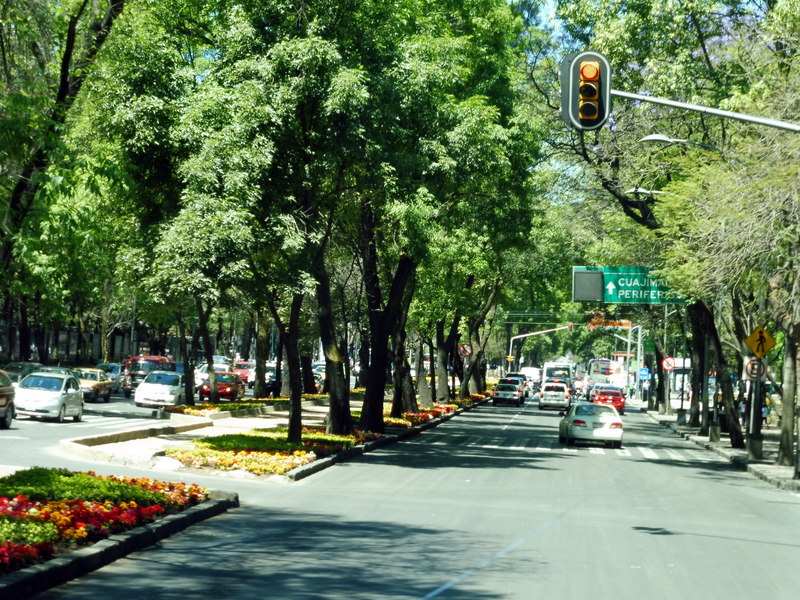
top-left (0, 467), bottom-right (238, 597)
top-left (158, 393), bottom-right (487, 478)
top-left (1, 392), bottom-right (487, 594)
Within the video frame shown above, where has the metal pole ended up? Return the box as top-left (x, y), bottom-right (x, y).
top-left (611, 89), bottom-right (800, 133)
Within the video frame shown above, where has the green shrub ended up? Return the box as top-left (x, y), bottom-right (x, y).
top-left (0, 515), bottom-right (58, 545)
top-left (0, 467), bottom-right (167, 505)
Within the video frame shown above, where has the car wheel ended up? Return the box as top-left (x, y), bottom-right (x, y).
top-left (104, 393), bottom-right (111, 403)
top-left (558, 433), bottom-right (565, 444)
top-left (566, 435), bottom-right (574, 446)
top-left (492, 400), bottom-right (497, 406)
top-left (92, 390), bottom-right (99, 403)
top-left (1, 406), bottom-right (13, 429)
top-left (73, 405), bottom-right (83, 422)
top-left (56, 404), bottom-right (66, 423)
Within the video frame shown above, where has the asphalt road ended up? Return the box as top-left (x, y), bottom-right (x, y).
top-left (10, 400), bottom-right (800, 599)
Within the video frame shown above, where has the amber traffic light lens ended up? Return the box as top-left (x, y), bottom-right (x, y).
top-left (580, 62), bottom-right (600, 80)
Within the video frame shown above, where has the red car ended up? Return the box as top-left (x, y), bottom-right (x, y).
top-left (593, 387), bottom-right (626, 414)
top-left (198, 372), bottom-right (245, 402)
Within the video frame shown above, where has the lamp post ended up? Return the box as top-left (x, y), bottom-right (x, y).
top-left (639, 133), bottom-right (720, 152)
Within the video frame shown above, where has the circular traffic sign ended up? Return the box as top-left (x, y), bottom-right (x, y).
top-left (662, 356), bottom-right (676, 371)
top-left (458, 343), bottom-right (473, 358)
top-left (745, 358), bottom-right (766, 379)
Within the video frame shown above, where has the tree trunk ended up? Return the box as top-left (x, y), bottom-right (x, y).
top-left (267, 294), bottom-right (305, 443)
top-left (195, 297), bottom-right (218, 403)
top-left (435, 320), bottom-right (449, 402)
top-left (313, 255), bottom-right (352, 434)
top-left (357, 198), bottom-right (416, 432)
top-left (175, 311), bottom-right (194, 406)
top-left (390, 272), bottom-right (417, 418)
top-left (416, 338), bottom-right (433, 408)
top-left (254, 307), bottom-right (272, 398)
top-left (18, 299), bottom-right (32, 362)
top-left (776, 334), bottom-right (796, 466)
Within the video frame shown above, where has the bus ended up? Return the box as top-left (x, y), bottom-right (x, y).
top-left (585, 358), bottom-right (626, 391)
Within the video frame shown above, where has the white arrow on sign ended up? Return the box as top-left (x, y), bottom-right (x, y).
top-left (605, 281), bottom-right (616, 295)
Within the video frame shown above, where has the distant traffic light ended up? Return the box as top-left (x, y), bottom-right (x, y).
top-left (560, 51), bottom-right (611, 131)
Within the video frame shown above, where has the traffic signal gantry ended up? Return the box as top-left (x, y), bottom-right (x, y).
top-left (560, 50), bottom-right (611, 131)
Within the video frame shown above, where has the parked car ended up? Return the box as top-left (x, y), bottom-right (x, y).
top-left (232, 361), bottom-right (256, 388)
top-left (491, 382), bottom-right (524, 406)
top-left (134, 371), bottom-right (185, 408)
top-left (558, 402), bottom-right (623, 448)
top-left (539, 381), bottom-right (571, 411)
top-left (2, 361), bottom-right (44, 383)
top-left (198, 372), bottom-right (245, 402)
top-left (96, 362), bottom-right (123, 393)
top-left (14, 371), bottom-right (84, 422)
top-left (75, 367), bottom-right (113, 403)
top-left (122, 355), bottom-right (176, 398)
top-left (0, 369), bottom-right (15, 429)
top-left (593, 387), bottom-right (626, 414)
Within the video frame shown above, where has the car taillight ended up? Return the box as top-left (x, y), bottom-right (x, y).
top-left (202, 384), bottom-right (210, 391)
top-left (610, 422), bottom-right (623, 429)
top-left (572, 419), bottom-right (587, 427)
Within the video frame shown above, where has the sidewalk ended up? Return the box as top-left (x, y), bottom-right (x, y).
top-left (644, 408), bottom-right (800, 493)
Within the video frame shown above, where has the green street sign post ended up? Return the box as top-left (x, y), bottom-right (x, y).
top-left (572, 266), bottom-right (685, 305)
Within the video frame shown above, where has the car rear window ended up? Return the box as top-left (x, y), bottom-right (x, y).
top-left (544, 385), bottom-right (566, 392)
top-left (575, 404), bottom-right (614, 416)
top-left (495, 384), bottom-right (517, 391)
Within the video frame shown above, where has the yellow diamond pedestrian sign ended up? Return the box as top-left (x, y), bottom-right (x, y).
top-left (744, 327), bottom-right (775, 358)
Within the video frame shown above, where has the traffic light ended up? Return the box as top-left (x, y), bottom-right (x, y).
top-left (560, 51), bottom-right (611, 131)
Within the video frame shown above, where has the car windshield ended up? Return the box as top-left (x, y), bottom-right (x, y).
top-left (146, 373), bottom-right (180, 386)
top-left (77, 370), bottom-right (99, 380)
top-left (235, 362), bottom-right (254, 370)
top-left (21, 375), bottom-right (62, 391)
top-left (216, 374), bottom-right (238, 383)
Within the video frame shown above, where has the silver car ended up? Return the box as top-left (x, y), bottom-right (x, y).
top-left (15, 372), bottom-right (84, 422)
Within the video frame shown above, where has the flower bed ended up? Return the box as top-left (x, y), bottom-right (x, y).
top-left (0, 468), bottom-right (208, 576)
top-left (164, 426), bottom-right (381, 476)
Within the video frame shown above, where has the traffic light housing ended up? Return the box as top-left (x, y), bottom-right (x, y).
top-left (560, 51), bottom-right (611, 131)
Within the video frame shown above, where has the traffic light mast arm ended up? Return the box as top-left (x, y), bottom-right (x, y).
top-left (611, 89), bottom-right (800, 133)
top-left (508, 324), bottom-right (573, 358)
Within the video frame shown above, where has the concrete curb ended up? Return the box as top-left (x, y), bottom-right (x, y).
top-left (0, 491), bottom-right (240, 599)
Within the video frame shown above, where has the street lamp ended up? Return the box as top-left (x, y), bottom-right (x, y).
top-left (639, 133), bottom-right (719, 152)
top-left (624, 187), bottom-right (666, 196)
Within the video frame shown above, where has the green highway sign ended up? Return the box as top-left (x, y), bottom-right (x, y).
top-left (573, 266), bottom-right (685, 305)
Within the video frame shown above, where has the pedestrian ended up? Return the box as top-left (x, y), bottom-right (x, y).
top-left (762, 400), bottom-right (769, 427)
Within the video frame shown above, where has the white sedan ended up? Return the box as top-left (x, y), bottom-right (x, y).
top-left (134, 371), bottom-right (185, 408)
top-left (558, 402), bottom-right (623, 448)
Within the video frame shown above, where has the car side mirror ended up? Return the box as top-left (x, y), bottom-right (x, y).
top-left (558, 411), bottom-right (566, 416)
